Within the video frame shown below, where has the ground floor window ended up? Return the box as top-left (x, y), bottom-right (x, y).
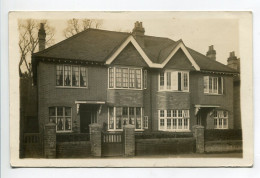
top-left (108, 107), bottom-right (144, 131)
top-left (213, 110), bottom-right (228, 129)
top-left (158, 109), bottom-right (190, 131)
top-left (49, 106), bottom-right (72, 132)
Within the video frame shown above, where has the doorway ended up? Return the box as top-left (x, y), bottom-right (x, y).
top-left (80, 104), bottom-right (98, 133)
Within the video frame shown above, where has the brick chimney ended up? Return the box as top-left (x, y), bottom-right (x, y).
top-left (227, 51), bottom-right (240, 71)
top-left (206, 45), bottom-right (216, 61)
top-left (132, 21), bottom-right (145, 48)
top-left (38, 23), bottom-right (46, 51)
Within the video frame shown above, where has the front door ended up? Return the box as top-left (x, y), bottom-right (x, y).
top-left (80, 111), bottom-right (92, 133)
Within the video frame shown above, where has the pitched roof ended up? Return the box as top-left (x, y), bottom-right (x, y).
top-left (33, 28), bottom-right (236, 73)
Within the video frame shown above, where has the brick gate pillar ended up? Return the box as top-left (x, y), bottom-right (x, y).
top-left (44, 122), bottom-right (56, 158)
top-left (193, 125), bottom-right (205, 153)
top-left (123, 125), bottom-right (135, 157)
top-left (89, 123), bottom-right (102, 157)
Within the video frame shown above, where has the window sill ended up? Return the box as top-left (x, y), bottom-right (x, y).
top-left (158, 129), bottom-right (191, 132)
top-left (158, 90), bottom-right (190, 93)
top-left (107, 129), bottom-right (144, 132)
top-left (56, 86), bottom-right (88, 89)
top-left (214, 128), bottom-right (228, 130)
top-left (204, 93), bottom-right (223, 96)
top-left (56, 130), bottom-right (73, 133)
top-left (108, 88), bottom-right (143, 91)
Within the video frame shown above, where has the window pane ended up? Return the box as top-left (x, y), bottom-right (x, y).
top-left (219, 119), bottom-right (222, 128)
top-left (173, 110), bottom-right (177, 117)
top-left (49, 117), bottom-right (55, 123)
top-left (109, 107), bottom-right (114, 129)
top-left (65, 117), bottom-right (71, 130)
top-left (160, 119), bottom-right (165, 129)
top-left (122, 107), bottom-right (128, 125)
top-left (213, 77), bottom-right (218, 93)
top-left (183, 72), bottom-right (188, 90)
top-left (173, 119), bottom-right (177, 129)
top-left (160, 72), bottom-right (164, 90)
top-left (178, 110), bottom-right (182, 117)
top-left (213, 110), bottom-right (218, 117)
top-left (122, 68), bottom-right (128, 88)
top-left (223, 119), bottom-right (228, 128)
top-left (204, 76), bottom-right (209, 93)
top-left (144, 116), bottom-right (148, 128)
top-left (116, 107), bottom-right (122, 129)
top-left (129, 69), bottom-right (135, 88)
top-left (109, 68), bottom-right (114, 88)
top-left (167, 119), bottom-right (171, 129)
top-left (184, 119), bottom-right (188, 129)
top-left (72, 66), bottom-right (79, 87)
top-left (129, 107), bottom-right (135, 125)
top-left (143, 70), bottom-right (147, 89)
top-left (65, 107), bottom-right (71, 116)
top-left (166, 72), bottom-right (171, 89)
top-left (49, 107), bottom-right (56, 116)
top-left (56, 65), bottom-right (63, 86)
top-left (57, 107), bottom-right (63, 116)
top-left (209, 77), bottom-right (213, 93)
top-left (64, 65), bottom-right (71, 86)
top-left (178, 119), bottom-right (183, 129)
top-left (160, 110), bottom-right (164, 117)
top-left (57, 117), bottom-right (64, 131)
top-left (167, 110), bottom-right (171, 117)
top-left (80, 67), bottom-right (87, 87)
top-left (136, 69), bottom-right (141, 89)
top-left (136, 107), bottom-right (141, 129)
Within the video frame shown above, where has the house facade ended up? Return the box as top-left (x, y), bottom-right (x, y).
top-left (32, 22), bottom-right (238, 137)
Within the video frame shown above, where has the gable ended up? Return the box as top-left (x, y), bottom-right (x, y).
top-left (112, 43), bottom-right (149, 67)
top-left (164, 49), bottom-right (195, 70)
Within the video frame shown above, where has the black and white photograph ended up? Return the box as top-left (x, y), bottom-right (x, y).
top-left (8, 11), bottom-right (253, 167)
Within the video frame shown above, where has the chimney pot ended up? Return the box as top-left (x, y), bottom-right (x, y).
top-left (227, 51), bottom-right (239, 71)
top-left (206, 45), bottom-right (216, 61)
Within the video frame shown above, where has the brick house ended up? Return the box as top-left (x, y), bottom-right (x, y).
top-left (32, 21), bottom-right (238, 138)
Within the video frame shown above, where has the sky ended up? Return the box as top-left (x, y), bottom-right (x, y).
top-left (21, 12), bottom-right (240, 72)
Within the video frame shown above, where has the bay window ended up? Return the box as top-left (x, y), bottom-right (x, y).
top-left (109, 67), bottom-right (144, 89)
top-left (56, 65), bottom-right (88, 88)
top-left (204, 76), bottom-right (223, 94)
top-left (159, 70), bottom-right (189, 91)
top-left (158, 109), bottom-right (190, 131)
top-left (108, 107), bottom-right (144, 131)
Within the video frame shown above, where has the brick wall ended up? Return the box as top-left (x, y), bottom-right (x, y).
top-left (233, 80), bottom-right (241, 129)
top-left (37, 62), bottom-right (108, 134)
top-left (56, 141), bottom-right (91, 158)
top-left (190, 72), bottom-right (234, 129)
top-left (135, 138), bottom-right (195, 156)
top-left (205, 140), bottom-right (242, 153)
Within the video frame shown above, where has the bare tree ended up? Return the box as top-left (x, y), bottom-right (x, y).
top-left (63, 18), bottom-right (103, 38)
top-left (18, 19), bottom-right (55, 76)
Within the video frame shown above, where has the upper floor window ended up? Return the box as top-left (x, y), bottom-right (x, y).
top-left (213, 110), bottom-right (228, 129)
top-left (204, 76), bottom-right (223, 94)
top-left (49, 106), bottom-right (72, 132)
top-left (56, 65), bottom-right (88, 88)
top-left (108, 67), bottom-right (147, 90)
top-left (159, 70), bottom-right (189, 92)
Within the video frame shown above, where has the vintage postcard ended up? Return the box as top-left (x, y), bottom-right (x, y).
top-left (9, 11), bottom-right (253, 167)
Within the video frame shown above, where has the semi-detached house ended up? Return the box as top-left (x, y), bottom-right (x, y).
top-left (32, 22), bottom-right (238, 137)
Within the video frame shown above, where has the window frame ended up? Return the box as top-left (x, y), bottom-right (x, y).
top-left (56, 64), bottom-right (88, 88)
top-left (108, 66), bottom-right (144, 90)
top-left (158, 109), bottom-right (190, 132)
top-left (158, 70), bottom-right (189, 92)
top-left (49, 106), bottom-right (72, 133)
top-left (204, 76), bottom-right (223, 95)
top-left (108, 106), bottom-right (144, 131)
top-left (213, 110), bottom-right (228, 129)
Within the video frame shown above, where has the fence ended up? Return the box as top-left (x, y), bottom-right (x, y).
top-left (101, 132), bottom-right (124, 157)
top-left (23, 133), bottom-right (43, 158)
